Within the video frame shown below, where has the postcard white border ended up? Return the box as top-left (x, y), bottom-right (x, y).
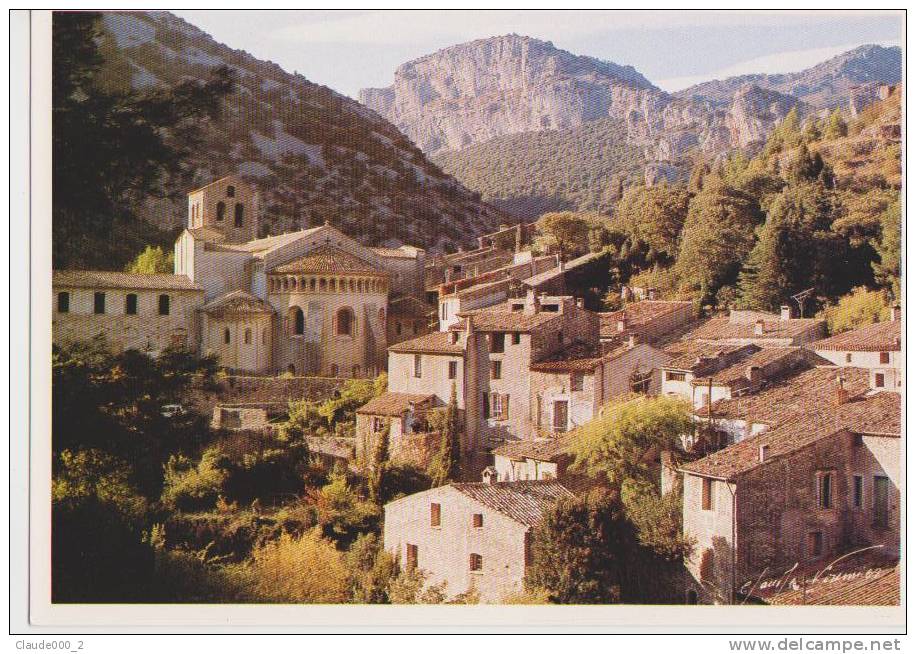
top-left (22, 6), bottom-right (907, 631)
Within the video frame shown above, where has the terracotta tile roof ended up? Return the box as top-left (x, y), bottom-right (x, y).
top-left (690, 347), bottom-right (822, 387)
top-left (355, 392), bottom-right (435, 417)
top-left (811, 321), bottom-right (901, 352)
top-left (451, 302), bottom-right (565, 333)
top-left (599, 300), bottom-right (693, 339)
top-left (682, 391), bottom-right (900, 479)
top-left (388, 331), bottom-right (464, 355)
top-left (388, 295), bottom-right (434, 318)
top-left (187, 226), bottom-right (227, 242)
top-left (664, 343), bottom-right (759, 375)
top-left (201, 290), bottom-right (274, 316)
top-left (752, 550), bottom-right (900, 606)
top-left (451, 480), bottom-right (575, 527)
top-left (225, 226), bottom-right (323, 254)
top-left (529, 341), bottom-right (603, 372)
top-left (271, 244), bottom-right (386, 276)
top-left (694, 366), bottom-right (871, 423)
top-left (685, 317), bottom-right (825, 343)
top-left (370, 246), bottom-right (422, 259)
top-left (491, 436), bottom-right (573, 462)
top-left (523, 251), bottom-right (603, 288)
top-left (53, 270), bottom-right (202, 292)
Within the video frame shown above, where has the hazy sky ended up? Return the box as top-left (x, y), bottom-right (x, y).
top-left (174, 10), bottom-right (902, 98)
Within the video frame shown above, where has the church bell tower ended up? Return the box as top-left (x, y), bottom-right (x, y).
top-left (187, 175), bottom-right (259, 244)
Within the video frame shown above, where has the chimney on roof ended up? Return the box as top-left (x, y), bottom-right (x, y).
top-left (780, 305), bottom-right (792, 321)
top-left (754, 319), bottom-right (765, 336)
top-left (746, 365), bottom-right (761, 384)
top-left (891, 305), bottom-right (901, 322)
top-left (836, 376), bottom-right (849, 406)
top-left (617, 316), bottom-right (628, 332)
top-left (647, 288), bottom-right (658, 300)
top-left (759, 444), bottom-right (770, 463)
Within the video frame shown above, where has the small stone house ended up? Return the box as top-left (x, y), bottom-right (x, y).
top-left (810, 317), bottom-right (902, 392)
top-left (680, 390), bottom-right (900, 605)
top-left (685, 307), bottom-right (825, 348)
top-left (598, 299), bottom-right (695, 345)
top-left (383, 479), bottom-right (574, 602)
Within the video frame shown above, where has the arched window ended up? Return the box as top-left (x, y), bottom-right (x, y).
top-left (244, 328), bottom-right (252, 344)
top-left (234, 203), bottom-right (244, 227)
top-left (223, 328), bottom-right (231, 344)
top-left (216, 201), bottom-right (226, 221)
top-left (335, 307), bottom-right (354, 336)
top-left (289, 306), bottom-right (305, 335)
top-left (226, 185), bottom-right (235, 198)
top-left (329, 278), bottom-right (336, 292)
top-left (319, 278), bottom-right (327, 292)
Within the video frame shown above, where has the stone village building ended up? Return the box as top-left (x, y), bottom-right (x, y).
top-left (383, 478), bottom-right (574, 602)
top-left (53, 175), bottom-right (432, 377)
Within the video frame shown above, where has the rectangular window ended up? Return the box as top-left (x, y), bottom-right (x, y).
top-left (406, 543), bottom-right (418, 569)
top-left (807, 531), bottom-right (823, 557)
top-left (125, 293), bottom-right (138, 315)
top-left (490, 392), bottom-right (503, 420)
top-left (552, 400), bottom-right (568, 432)
top-left (874, 476), bottom-right (890, 528)
top-left (430, 503), bottom-right (441, 527)
top-left (879, 351), bottom-right (890, 364)
top-left (491, 360), bottom-right (502, 380)
top-left (93, 292), bottom-right (106, 314)
top-left (853, 475), bottom-right (863, 508)
top-left (490, 332), bottom-right (505, 353)
top-left (701, 478), bottom-right (714, 511)
top-left (57, 292), bottom-right (69, 313)
top-left (469, 553), bottom-right (482, 572)
top-left (448, 360), bottom-right (458, 380)
top-left (501, 394), bottom-right (510, 421)
top-left (570, 373), bottom-right (583, 392)
top-left (371, 417), bottom-right (384, 433)
top-left (472, 513), bottom-right (483, 528)
top-left (413, 354), bottom-right (422, 378)
top-left (512, 333), bottom-right (520, 345)
top-left (665, 371), bottom-right (686, 382)
top-left (845, 352), bottom-right (853, 363)
top-left (158, 294), bottom-right (170, 316)
top-left (817, 472), bottom-right (833, 509)
top-left (875, 373), bottom-right (885, 388)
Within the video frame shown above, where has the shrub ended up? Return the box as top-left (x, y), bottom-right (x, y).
top-left (819, 286), bottom-right (889, 334)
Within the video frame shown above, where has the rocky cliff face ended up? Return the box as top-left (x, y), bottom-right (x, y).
top-left (96, 11), bottom-right (503, 252)
top-left (361, 35), bottom-right (661, 155)
top-left (361, 34), bottom-right (803, 163)
top-left (676, 44), bottom-right (902, 110)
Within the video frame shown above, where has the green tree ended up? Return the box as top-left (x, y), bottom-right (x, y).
top-left (536, 211), bottom-right (592, 261)
top-left (427, 384), bottom-right (461, 487)
top-left (346, 533), bottom-right (399, 603)
top-left (367, 424), bottom-right (390, 505)
top-left (53, 12), bottom-right (233, 269)
top-left (737, 182), bottom-right (845, 311)
top-left (525, 489), bottom-right (637, 604)
top-left (126, 245), bottom-right (174, 274)
top-left (673, 178), bottom-right (760, 305)
top-left (819, 286), bottom-right (890, 334)
top-left (823, 108), bottom-right (848, 140)
top-left (613, 183), bottom-right (689, 266)
top-left (872, 198), bottom-right (901, 298)
top-left (569, 395), bottom-right (693, 489)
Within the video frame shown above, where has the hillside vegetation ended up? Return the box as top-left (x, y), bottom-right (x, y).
top-left (433, 117), bottom-right (646, 219)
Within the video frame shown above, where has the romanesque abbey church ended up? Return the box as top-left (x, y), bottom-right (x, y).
top-left (52, 175), bottom-right (431, 377)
